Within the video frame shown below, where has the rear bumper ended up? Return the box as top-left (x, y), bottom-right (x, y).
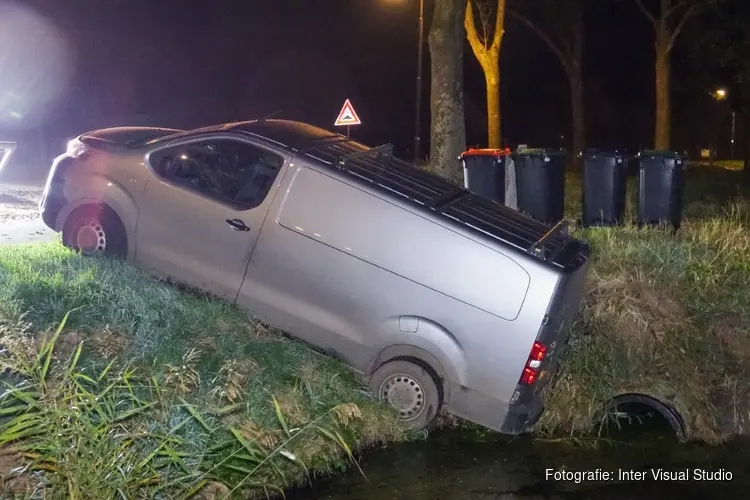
top-left (500, 391), bottom-right (544, 434)
top-left (39, 187), bottom-right (67, 230)
top-left (39, 155), bottom-right (72, 231)
top-left (447, 382), bottom-right (544, 435)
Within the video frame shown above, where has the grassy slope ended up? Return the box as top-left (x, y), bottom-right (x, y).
top-left (0, 162), bottom-right (747, 497)
top-left (0, 244), bottom-right (403, 498)
top-left (538, 164), bottom-right (750, 443)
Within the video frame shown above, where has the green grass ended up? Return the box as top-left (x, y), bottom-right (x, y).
top-left (537, 163), bottom-right (750, 443)
top-left (1, 161), bottom-right (748, 497)
top-left (0, 245), bottom-right (404, 499)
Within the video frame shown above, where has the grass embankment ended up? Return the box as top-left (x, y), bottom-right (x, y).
top-left (538, 163), bottom-right (750, 443)
top-left (0, 162), bottom-right (747, 497)
top-left (0, 244), bottom-right (403, 498)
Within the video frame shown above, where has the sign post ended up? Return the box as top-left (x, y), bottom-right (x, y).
top-left (334, 99), bottom-right (361, 138)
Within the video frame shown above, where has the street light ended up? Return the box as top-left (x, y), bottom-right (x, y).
top-left (414, 0), bottom-right (425, 165)
top-left (712, 87), bottom-right (736, 159)
top-left (387, 0), bottom-right (425, 164)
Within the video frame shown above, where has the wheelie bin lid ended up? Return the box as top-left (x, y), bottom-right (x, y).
top-left (580, 148), bottom-right (626, 157)
top-left (638, 150), bottom-right (684, 159)
top-left (459, 147), bottom-right (512, 159)
top-left (579, 148), bottom-right (632, 160)
top-left (513, 148), bottom-right (568, 163)
top-left (513, 148), bottom-right (568, 158)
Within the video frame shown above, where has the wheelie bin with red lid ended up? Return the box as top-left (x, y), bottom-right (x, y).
top-left (459, 148), bottom-right (512, 204)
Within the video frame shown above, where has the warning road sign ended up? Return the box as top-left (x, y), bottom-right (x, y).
top-left (334, 99), bottom-right (361, 127)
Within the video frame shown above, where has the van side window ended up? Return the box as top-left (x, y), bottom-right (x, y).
top-left (148, 139), bottom-right (284, 209)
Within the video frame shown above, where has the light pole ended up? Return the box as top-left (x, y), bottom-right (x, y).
top-left (712, 87), bottom-right (736, 159)
top-left (730, 109), bottom-right (736, 159)
top-left (414, 0), bottom-right (425, 165)
top-left (386, 0), bottom-right (425, 164)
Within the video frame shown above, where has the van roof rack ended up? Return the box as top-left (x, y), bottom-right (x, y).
top-left (337, 143), bottom-right (394, 166)
top-left (528, 220), bottom-right (569, 260)
top-left (305, 140), bottom-right (587, 270)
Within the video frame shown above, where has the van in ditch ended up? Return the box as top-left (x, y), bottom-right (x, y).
top-left (40, 119), bottom-right (591, 432)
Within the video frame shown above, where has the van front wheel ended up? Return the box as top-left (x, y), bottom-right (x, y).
top-left (63, 204), bottom-right (127, 258)
top-left (369, 360), bottom-right (441, 430)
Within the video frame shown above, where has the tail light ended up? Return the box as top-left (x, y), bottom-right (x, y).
top-left (519, 341), bottom-right (547, 385)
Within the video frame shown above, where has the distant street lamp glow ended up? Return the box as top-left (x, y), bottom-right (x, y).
top-left (713, 88), bottom-right (728, 100)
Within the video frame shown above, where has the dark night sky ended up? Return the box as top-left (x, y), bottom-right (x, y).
top-left (0, 0), bottom-right (737, 164)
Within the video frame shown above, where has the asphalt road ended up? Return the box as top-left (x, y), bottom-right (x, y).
top-left (0, 184), bottom-right (58, 245)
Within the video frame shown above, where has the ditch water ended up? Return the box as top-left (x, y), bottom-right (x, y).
top-left (289, 416), bottom-right (750, 500)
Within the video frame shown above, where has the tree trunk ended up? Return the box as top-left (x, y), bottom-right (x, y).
top-left (465, 0), bottom-right (505, 150)
top-left (485, 72), bottom-right (501, 148)
top-left (428, 0), bottom-right (467, 183)
top-left (654, 22), bottom-right (671, 150)
top-left (569, 68), bottom-right (585, 164)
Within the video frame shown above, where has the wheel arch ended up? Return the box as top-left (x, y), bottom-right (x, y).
top-left (61, 200), bottom-right (131, 258)
top-left (58, 192), bottom-right (136, 260)
top-left (369, 344), bottom-right (457, 407)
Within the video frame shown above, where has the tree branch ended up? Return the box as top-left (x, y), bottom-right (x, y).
top-left (508, 9), bottom-right (572, 76)
top-left (490, 0), bottom-right (506, 52)
top-left (664, 0), bottom-right (702, 19)
top-left (667, 6), bottom-right (695, 52)
top-left (464, 0), bottom-right (494, 66)
top-left (465, 1), bottom-right (488, 59)
top-left (479, 2), bottom-right (489, 49)
top-left (633, 0), bottom-right (658, 27)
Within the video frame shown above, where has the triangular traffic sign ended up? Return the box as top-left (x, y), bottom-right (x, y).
top-left (334, 99), bottom-right (361, 127)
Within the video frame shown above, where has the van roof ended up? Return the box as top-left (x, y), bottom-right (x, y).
top-left (225, 120), bottom-right (346, 148)
top-left (305, 139), bottom-right (589, 271)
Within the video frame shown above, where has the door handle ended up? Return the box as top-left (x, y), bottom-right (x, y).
top-left (226, 218), bottom-right (250, 232)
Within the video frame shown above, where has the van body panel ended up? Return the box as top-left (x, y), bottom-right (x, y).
top-left (238, 160), bottom-right (584, 431)
top-left (275, 166), bottom-right (531, 321)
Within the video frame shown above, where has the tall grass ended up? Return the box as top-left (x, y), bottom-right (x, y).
top-left (0, 245), bottom-right (403, 498)
top-left (537, 164), bottom-right (750, 443)
top-left (0, 161), bottom-right (747, 498)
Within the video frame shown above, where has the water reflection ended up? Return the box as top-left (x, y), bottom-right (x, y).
top-left (290, 427), bottom-right (749, 500)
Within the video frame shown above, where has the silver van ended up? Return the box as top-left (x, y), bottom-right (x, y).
top-left (40, 119), bottom-right (591, 432)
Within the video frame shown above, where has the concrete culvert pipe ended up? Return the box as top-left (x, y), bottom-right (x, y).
top-left (606, 393), bottom-right (686, 441)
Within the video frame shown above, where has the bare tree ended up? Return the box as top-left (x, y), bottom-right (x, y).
top-left (509, 0), bottom-right (584, 162)
top-left (634, 0), bottom-right (712, 150)
top-left (465, 0), bottom-right (506, 148)
top-left (429, 0), bottom-right (467, 182)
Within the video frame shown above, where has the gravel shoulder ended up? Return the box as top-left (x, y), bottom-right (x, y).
top-left (0, 184), bottom-right (44, 224)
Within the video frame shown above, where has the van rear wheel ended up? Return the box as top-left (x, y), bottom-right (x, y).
top-left (369, 360), bottom-right (441, 430)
